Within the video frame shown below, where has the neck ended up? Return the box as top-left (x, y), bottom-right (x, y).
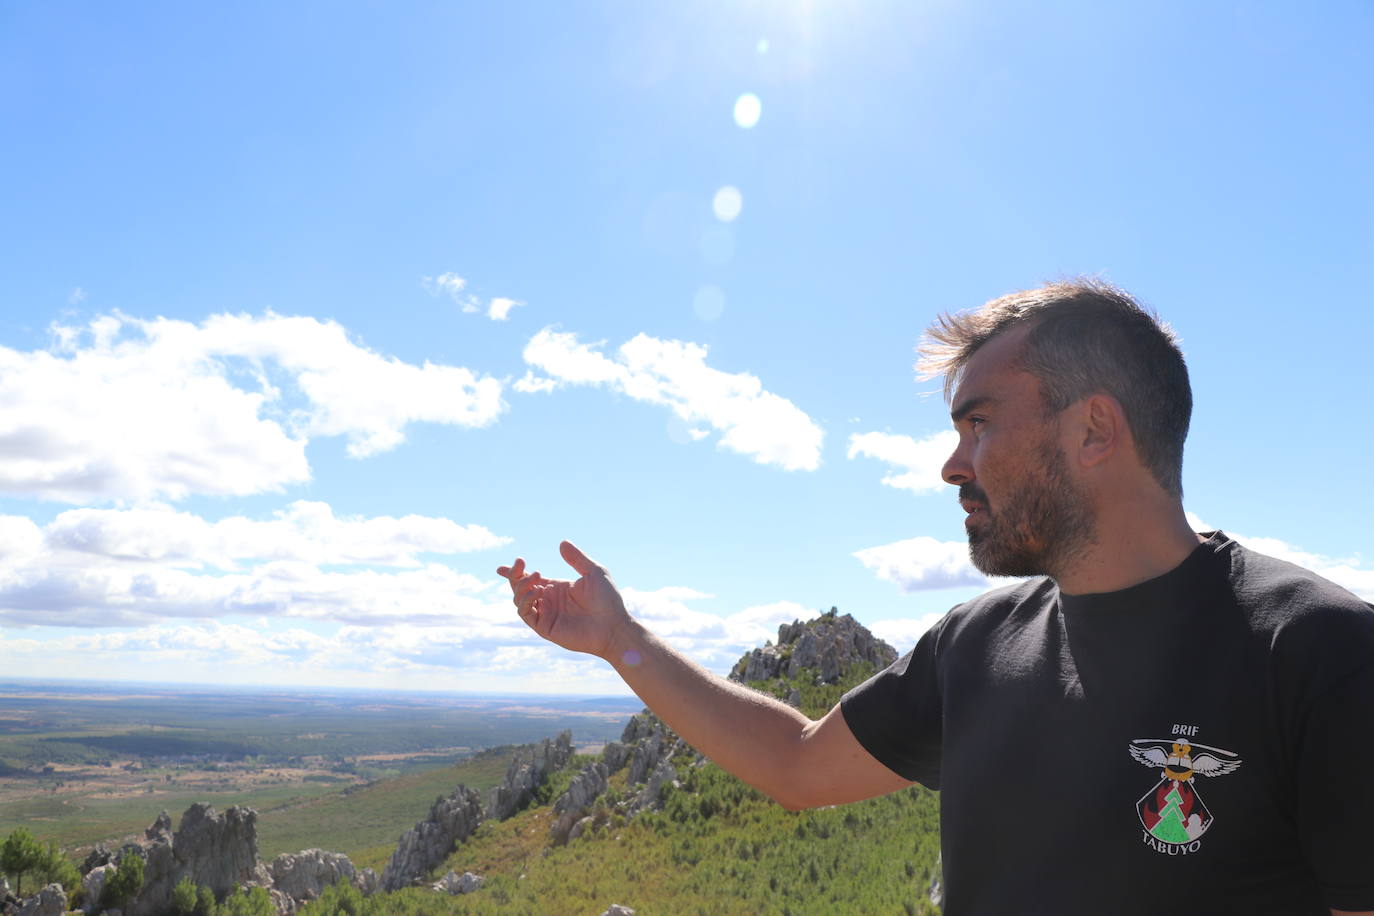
top-left (1052, 497), bottom-right (1202, 597)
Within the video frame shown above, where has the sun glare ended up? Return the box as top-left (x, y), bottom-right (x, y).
top-left (733, 92), bottom-right (762, 129)
top-left (712, 185), bottom-right (743, 222)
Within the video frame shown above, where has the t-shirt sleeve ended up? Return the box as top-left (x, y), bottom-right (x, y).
top-left (839, 616), bottom-right (945, 788)
top-left (1296, 662), bottom-right (1374, 911)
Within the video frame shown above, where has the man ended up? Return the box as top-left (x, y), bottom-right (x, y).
top-left (500, 280), bottom-right (1374, 915)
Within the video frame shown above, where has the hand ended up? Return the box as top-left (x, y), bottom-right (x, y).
top-left (497, 541), bottom-right (631, 661)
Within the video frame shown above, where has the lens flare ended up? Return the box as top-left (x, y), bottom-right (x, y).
top-left (733, 93), bottom-right (762, 129)
top-left (712, 185), bottom-right (743, 222)
top-left (693, 285), bottom-right (726, 321)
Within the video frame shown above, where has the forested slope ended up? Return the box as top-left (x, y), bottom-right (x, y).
top-left (303, 610), bottom-right (944, 915)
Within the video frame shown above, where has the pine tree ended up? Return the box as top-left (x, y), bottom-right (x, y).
top-left (1150, 784), bottom-right (1191, 843)
top-left (0, 828), bottom-right (43, 897)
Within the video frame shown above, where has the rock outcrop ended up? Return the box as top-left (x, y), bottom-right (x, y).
top-left (380, 732), bottom-right (583, 889)
top-left (730, 610), bottom-right (897, 685)
top-left (126, 804), bottom-right (264, 916)
top-left (80, 865), bottom-right (113, 916)
top-left (486, 731), bottom-right (574, 821)
top-left (430, 871), bottom-right (483, 895)
top-left (269, 849), bottom-right (371, 908)
top-left (601, 740), bottom-right (630, 773)
top-left (550, 762), bottom-right (608, 845)
top-left (380, 786), bottom-right (484, 891)
top-left (633, 757), bottom-right (680, 813)
top-left (76, 804), bottom-right (370, 916)
top-left (16, 885), bottom-right (65, 916)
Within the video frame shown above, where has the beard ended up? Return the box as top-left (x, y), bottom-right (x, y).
top-left (963, 437), bottom-right (1097, 579)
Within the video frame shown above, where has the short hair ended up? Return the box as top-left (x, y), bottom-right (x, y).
top-left (918, 278), bottom-right (1192, 496)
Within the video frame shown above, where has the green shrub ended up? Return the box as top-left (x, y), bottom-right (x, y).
top-left (1, 828), bottom-right (43, 896)
top-left (101, 854), bottom-right (145, 910)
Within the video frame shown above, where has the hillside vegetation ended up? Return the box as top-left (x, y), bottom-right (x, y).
top-left (302, 610), bottom-right (944, 915)
top-left (0, 611), bottom-right (943, 915)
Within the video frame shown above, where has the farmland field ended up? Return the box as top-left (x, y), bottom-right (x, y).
top-left (0, 677), bottom-right (639, 857)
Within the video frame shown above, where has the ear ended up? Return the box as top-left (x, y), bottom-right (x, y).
top-left (1074, 393), bottom-right (1126, 469)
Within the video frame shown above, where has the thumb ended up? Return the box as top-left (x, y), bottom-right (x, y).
top-left (560, 540), bottom-right (604, 578)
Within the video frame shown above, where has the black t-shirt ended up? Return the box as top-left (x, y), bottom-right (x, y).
top-left (841, 532), bottom-right (1374, 915)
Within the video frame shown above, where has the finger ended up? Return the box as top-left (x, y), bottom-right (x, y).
top-left (513, 576), bottom-right (542, 603)
top-left (560, 540), bottom-right (604, 578)
top-left (497, 558), bottom-right (526, 583)
top-left (516, 589), bottom-right (540, 622)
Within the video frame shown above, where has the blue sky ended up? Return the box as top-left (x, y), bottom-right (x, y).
top-left (1, 0), bottom-right (1371, 693)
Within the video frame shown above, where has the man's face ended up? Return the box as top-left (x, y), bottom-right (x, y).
top-left (941, 326), bottom-right (1097, 579)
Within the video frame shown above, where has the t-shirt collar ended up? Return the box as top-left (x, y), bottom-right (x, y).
top-left (1056, 530), bottom-right (1233, 615)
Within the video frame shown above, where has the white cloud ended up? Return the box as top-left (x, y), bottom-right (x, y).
top-left (847, 430), bottom-right (957, 494)
top-left (488, 297), bottom-right (524, 321)
top-left (421, 272), bottom-right (467, 300)
top-left (423, 273), bottom-right (523, 321)
top-left (869, 613), bottom-right (947, 655)
top-left (852, 536), bottom-right (989, 592)
top-left (522, 328), bottom-right (824, 471)
top-left (857, 514), bottom-right (1374, 603)
top-left (0, 618), bottom-right (636, 693)
top-left (0, 312), bottom-right (504, 503)
top-left (0, 557), bottom-right (507, 629)
top-left (0, 577), bottom-right (817, 692)
top-left (44, 501), bottom-right (509, 569)
top-left (68, 287), bottom-right (87, 304)
top-left (623, 588), bottom-right (812, 670)
top-left (512, 370), bottom-right (558, 394)
top-left (0, 502), bottom-right (514, 628)
top-left (1187, 511), bottom-right (1372, 599)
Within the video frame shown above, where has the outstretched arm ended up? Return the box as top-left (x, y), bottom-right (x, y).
top-left (498, 541), bottom-right (913, 810)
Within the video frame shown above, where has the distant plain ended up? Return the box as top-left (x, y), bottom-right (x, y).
top-left (0, 678), bottom-right (639, 859)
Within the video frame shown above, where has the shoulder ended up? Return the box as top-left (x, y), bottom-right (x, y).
top-left (1219, 535), bottom-right (1374, 685)
top-left (937, 576), bottom-right (1058, 641)
top-left (1224, 536), bottom-right (1373, 627)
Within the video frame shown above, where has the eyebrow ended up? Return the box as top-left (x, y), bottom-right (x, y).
top-left (950, 395), bottom-right (998, 424)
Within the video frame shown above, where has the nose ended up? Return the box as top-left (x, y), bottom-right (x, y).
top-left (942, 437), bottom-right (973, 486)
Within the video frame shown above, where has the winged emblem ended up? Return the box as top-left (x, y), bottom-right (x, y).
top-left (1128, 737), bottom-right (1242, 847)
top-left (1129, 738), bottom-right (1242, 782)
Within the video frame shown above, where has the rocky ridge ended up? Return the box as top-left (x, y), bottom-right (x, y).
top-left (729, 609), bottom-right (897, 686)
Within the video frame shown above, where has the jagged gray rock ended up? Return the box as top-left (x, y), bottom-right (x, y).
top-left (626, 730), bottom-right (664, 786)
top-left (601, 740), bottom-right (630, 773)
top-left (731, 612), bottom-right (897, 685)
top-left (380, 785), bottom-right (484, 892)
top-left (126, 804), bottom-right (263, 916)
top-left (430, 871), bottom-right (483, 895)
top-left (80, 865), bottom-right (114, 916)
top-left (77, 804), bottom-right (372, 916)
top-left (486, 730), bottom-right (573, 821)
top-left (557, 762), bottom-right (608, 816)
top-left (632, 757), bottom-right (679, 812)
top-left (16, 885), bottom-right (65, 916)
top-left (269, 849), bottom-right (363, 906)
top-left (265, 887), bottom-right (295, 916)
top-left (619, 714), bottom-right (657, 746)
top-left (550, 762), bottom-right (608, 844)
top-left (601, 905), bottom-right (635, 916)
top-left (732, 643), bottom-right (788, 682)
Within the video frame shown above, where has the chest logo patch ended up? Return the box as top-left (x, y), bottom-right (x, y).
top-left (1128, 738), bottom-right (1241, 855)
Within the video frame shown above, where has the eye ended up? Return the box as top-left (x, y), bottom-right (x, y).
top-left (967, 415), bottom-right (987, 431)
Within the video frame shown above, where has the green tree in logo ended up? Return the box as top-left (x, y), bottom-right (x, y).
top-left (1151, 784), bottom-right (1192, 843)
